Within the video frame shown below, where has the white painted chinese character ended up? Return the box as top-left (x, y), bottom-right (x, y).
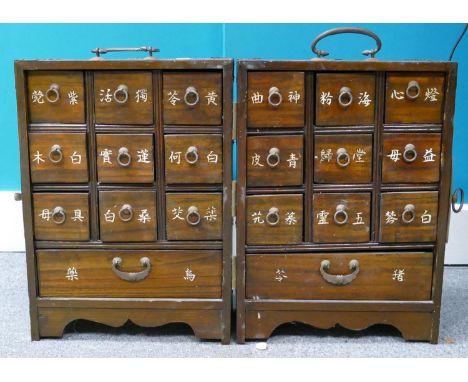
top-left (172, 207), bottom-right (184, 220)
top-left (353, 212), bottom-right (365, 225)
top-left (424, 88), bottom-right (439, 102)
top-left (287, 153), bottom-right (298, 169)
top-left (285, 211), bottom-right (297, 226)
top-left (39, 209), bottom-right (51, 221)
top-left (204, 206), bottom-right (218, 222)
top-left (387, 149), bottom-right (401, 162)
top-left (288, 90), bottom-right (301, 104)
top-left (184, 268), bottom-right (196, 282)
top-left (353, 148), bottom-right (366, 163)
top-left (135, 88), bottom-right (148, 103)
top-left (138, 209), bottom-right (151, 224)
top-left (423, 148), bottom-right (436, 162)
top-left (100, 148), bottom-right (113, 164)
top-left (251, 153), bottom-right (264, 167)
top-left (358, 91), bottom-right (372, 107)
top-left (252, 211), bottom-right (264, 224)
top-left (421, 210), bottom-right (432, 224)
top-left (70, 151), bottom-right (82, 165)
top-left (104, 209), bottom-right (115, 223)
top-left (137, 148), bottom-right (150, 163)
top-left (391, 90), bottom-right (405, 100)
top-left (206, 151), bottom-right (218, 164)
top-left (99, 89), bottom-right (113, 103)
top-left (71, 209), bottom-right (84, 222)
top-left (68, 90), bottom-right (79, 105)
top-left (168, 90), bottom-right (180, 106)
top-left (317, 210), bottom-right (329, 225)
top-left (65, 267), bottom-right (79, 281)
top-left (392, 269), bottom-right (405, 282)
top-left (169, 151), bottom-right (182, 164)
top-left (31, 90), bottom-right (45, 104)
top-left (320, 91), bottom-right (333, 106)
top-left (385, 210), bottom-right (398, 224)
top-left (205, 90), bottom-right (218, 106)
top-left (251, 91), bottom-right (264, 104)
top-left (275, 269), bottom-right (288, 282)
top-left (320, 149), bottom-right (333, 163)
top-left (32, 150), bottom-right (45, 164)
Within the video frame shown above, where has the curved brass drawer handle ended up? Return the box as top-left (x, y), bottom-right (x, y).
top-left (118, 204), bottom-right (133, 222)
top-left (406, 80), bottom-right (421, 100)
top-left (338, 86), bottom-right (353, 108)
top-left (266, 207), bottom-right (280, 226)
top-left (186, 206), bottom-right (201, 226)
top-left (333, 204), bottom-right (348, 225)
top-left (185, 146), bottom-right (199, 164)
top-left (268, 87), bottom-right (282, 107)
top-left (403, 143), bottom-right (417, 163)
top-left (401, 204), bottom-right (416, 224)
top-left (52, 206), bottom-right (66, 225)
top-left (266, 147), bottom-right (280, 167)
top-left (112, 256), bottom-right (151, 282)
top-left (114, 84), bottom-right (129, 104)
top-left (45, 83), bottom-right (60, 103)
top-left (336, 148), bottom-right (350, 167)
top-left (117, 147), bottom-right (132, 167)
top-left (184, 86), bottom-right (199, 107)
top-left (320, 259), bottom-right (360, 286)
top-left (48, 144), bottom-right (63, 164)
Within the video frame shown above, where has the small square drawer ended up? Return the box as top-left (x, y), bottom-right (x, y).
top-left (247, 135), bottom-right (303, 187)
top-left (27, 71), bottom-right (85, 124)
top-left (382, 133), bottom-right (441, 184)
top-left (380, 191), bottom-right (438, 243)
top-left (99, 190), bottom-right (157, 242)
top-left (165, 134), bottom-right (222, 184)
top-left (314, 134), bottom-right (372, 184)
top-left (96, 134), bottom-right (154, 183)
top-left (246, 194), bottom-right (303, 245)
top-left (29, 132), bottom-right (88, 183)
top-left (247, 72), bottom-right (305, 128)
top-left (33, 193), bottom-right (89, 241)
top-left (385, 73), bottom-right (445, 124)
top-left (37, 249), bottom-right (221, 298)
top-left (316, 73), bottom-right (375, 126)
top-left (163, 72), bottom-right (222, 125)
top-left (94, 71), bottom-right (153, 125)
top-left (246, 252), bottom-right (433, 300)
top-left (166, 193), bottom-right (222, 240)
top-left (313, 193), bottom-right (371, 243)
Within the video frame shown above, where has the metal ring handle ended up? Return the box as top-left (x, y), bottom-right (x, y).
top-left (45, 83), bottom-right (60, 103)
top-left (184, 146), bottom-right (199, 165)
top-left (311, 27), bottom-right (382, 59)
top-left (266, 147), bottom-right (281, 168)
top-left (114, 84), bottom-right (129, 104)
top-left (336, 148), bottom-right (351, 167)
top-left (401, 204), bottom-right (416, 224)
top-left (406, 80), bottom-right (421, 100)
top-left (403, 143), bottom-right (417, 163)
top-left (268, 87), bottom-right (283, 107)
top-left (320, 259), bottom-right (360, 285)
top-left (186, 206), bottom-right (201, 226)
top-left (117, 147), bottom-right (131, 167)
top-left (452, 188), bottom-right (464, 213)
top-left (91, 46), bottom-right (159, 59)
top-left (184, 86), bottom-right (200, 107)
top-left (338, 87), bottom-right (353, 107)
top-left (52, 206), bottom-right (66, 225)
top-left (118, 204), bottom-right (133, 222)
top-left (111, 257), bottom-right (151, 282)
top-left (266, 207), bottom-right (280, 226)
top-left (48, 144), bottom-right (63, 164)
top-left (334, 204), bottom-right (349, 225)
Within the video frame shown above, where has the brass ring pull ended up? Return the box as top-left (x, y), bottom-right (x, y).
top-left (52, 206), bottom-right (66, 225)
top-left (334, 204), bottom-right (348, 225)
top-left (336, 148), bottom-right (350, 167)
top-left (116, 147), bottom-right (131, 167)
top-left (338, 86), bottom-right (353, 107)
top-left (452, 188), bottom-right (464, 214)
top-left (114, 84), bottom-right (129, 104)
top-left (184, 146), bottom-right (199, 165)
top-left (401, 204), bottom-right (416, 224)
top-left (320, 259), bottom-right (360, 286)
top-left (45, 83), bottom-right (60, 103)
top-left (184, 86), bottom-right (199, 107)
top-left (266, 147), bottom-right (280, 167)
top-left (48, 144), bottom-right (63, 164)
top-left (406, 80), bottom-right (421, 100)
top-left (403, 143), bottom-right (417, 163)
top-left (111, 257), bottom-right (151, 282)
top-left (186, 206), bottom-right (201, 226)
top-left (268, 87), bottom-right (282, 107)
top-left (118, 204), bottom-right (133, 222)
top-left (266, 207), bottom-right (280, 226)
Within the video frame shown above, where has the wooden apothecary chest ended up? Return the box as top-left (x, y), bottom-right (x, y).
top-left (15, 48), bottom-right (233, 343)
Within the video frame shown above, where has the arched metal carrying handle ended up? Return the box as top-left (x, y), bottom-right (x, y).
top-left (320, 259), bottom-right (360, 286)
top-left (111, 256), bottom-right (151, 282)
top-left (117, 147), bottom-right (131, 167)
top-left (452, 188), bottom-right (464, 213)
top-left (91, 46), bottom-right (159, 59)
top-left (311, 27), bottom-right (382, 59)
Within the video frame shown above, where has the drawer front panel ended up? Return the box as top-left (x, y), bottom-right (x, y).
top-left (33, 193), bottom-right (89, 241)
top-left (166, 193), bottom-right (222, 240)
top-left (316, 73), bottom-right (375, 126)
top-left (99, 190), bottom-right (157, 242)
top-left (247, 72), bottom-right (305, 128)
top-left (246, 194), bottom-right (303, 245)
top-left (27, 71), bottom-right (85, 124)
top-left (246, 252), bottom-right (433, 300)
top-left (163, 72), bottom-right (222, 125)
top-left (380, 191), bottom-right (438, 243)
top-left (29, 132), bottom-right (88, 183)
top-left (96, 134), bottom-right (154, 183)
top-left (314, 134), bottom-right (373, 184)
top-left (313, 193), bottom-right (371, 243)
top-left (247, 135), bottom-right (303, 187)
top-left (37, 250), bottom-right (221, 298)
top-left (165, 134), bottom-right (222, 184)
top-left (382, 133), bottom-right (441, 183)
top-left (94, 71), bottom-right (153, 125)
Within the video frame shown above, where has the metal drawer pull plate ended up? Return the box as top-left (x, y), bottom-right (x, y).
top-left (403, 143), bottom-right (417, 163)
top-left (45, 83), bottom-right (60, 103)
top-left (406, 80), bottom-right (421, 100)
top-left (118, 204), bottom-right (133, 222)
top-left (266, 147), bottom-right (281, 167)
top-left (184, 86), bottom-right (200, 107)
top-left (268, 87), bottom-right (282, 107)
top-left (114, 84), bottom-right (129, 104)
top-left (117, 147), bottom-right (131, 167)
top-left (333, 204), bottom-right (348, 225)
top-left (112, 256), bottom-right (151, 282)
top-left (186, 206), bottom-right (201, 226)
top-left (52, 206), bottom-right (66, 225)
top-left (338, 86), bottom-right (353, 108)
top-left (336, 147), bottom-right (351, 167)
top-left (320, 259), bottom-right (360, 286)
top-left (48, 144), bottom-right (63, 164)
top-left (401, 204), bottom-right (416, 224)
top-left (452, 188), bottom-right (464, 213)
top-left (266, 207), bottom-right (280, 226)
top-left (185, 146), bottom-right (199, 165)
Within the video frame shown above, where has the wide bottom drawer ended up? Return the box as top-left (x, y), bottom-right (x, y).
top-left (246, 252), bottom-right (433, 300)
top-left (37, 250), bottom-right (221, 298)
